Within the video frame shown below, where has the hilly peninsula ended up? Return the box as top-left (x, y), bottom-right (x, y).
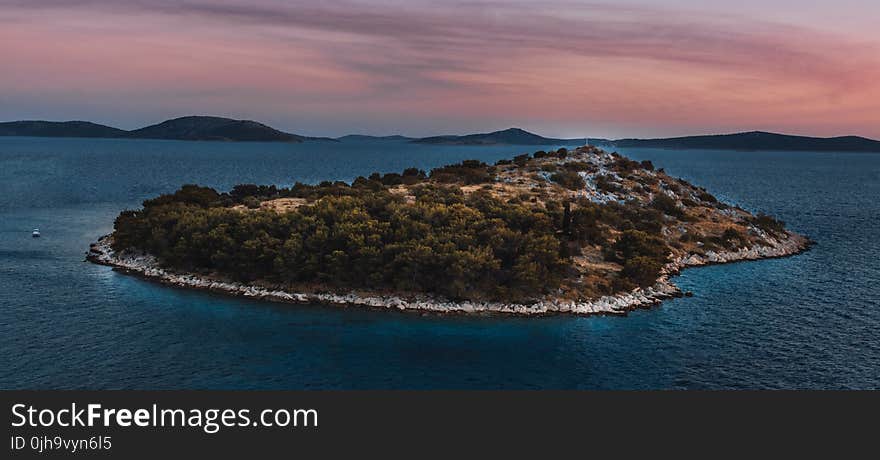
top-left (87, 145), bottom-right (810, 316)
top-left (591, 131), bottom-right (880, 152)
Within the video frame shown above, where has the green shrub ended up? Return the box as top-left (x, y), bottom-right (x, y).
top-left (750, 213), bottom-right (786, 235)
top-left (594, 175), bottom-right (621, 193)
top-left (562, 161), bottom-right (593, 172)
top-left (621, 256), bottom-right (663, 287)
top-left (550, 171), bottom-right (586, 190)
top-left (380, 173), bottom-right (404, 185)
top-left (609, 229), bottom-right (669, 263)
top-left (430, 161), bottom-right (494, 184)
top-left (143, 184), bottom-right (220, 208)
top-left (243, 197), bottom-right (261, 209)
top-left (721, 227), bottom-right (746, 249)
top-left (613, 158), bottom-right (641, 173)
top-left (698, 190), bottom-right (718, 203)
top-left (650, 194), bottom-right (684, 218)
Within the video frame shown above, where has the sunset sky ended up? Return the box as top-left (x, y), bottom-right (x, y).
top-left (2, 0), bottom-right (879, 138)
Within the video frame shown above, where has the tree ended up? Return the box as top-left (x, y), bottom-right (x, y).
top-left (650, 194), bottom-right (683, 218)
top-left (569, 205), bottom-right (604, 244)
top-left (621, 256), bottom-right (663, 287)
top-left (609, 229), bottom-right (668, 264)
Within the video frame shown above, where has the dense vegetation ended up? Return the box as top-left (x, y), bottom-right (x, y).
top-left (110, 148), bottom-right (750, 302)
top-left (114, 183), bottom-right (575, 301)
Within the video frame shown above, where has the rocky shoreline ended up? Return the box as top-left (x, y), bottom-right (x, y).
top-left (86, 231), bottom-right (811, 316)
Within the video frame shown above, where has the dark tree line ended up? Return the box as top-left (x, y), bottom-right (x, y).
top-left (115, 185), bottom-right (571, 301)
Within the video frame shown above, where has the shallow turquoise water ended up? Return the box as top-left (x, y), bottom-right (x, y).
top-left (1, 137), bottom-right (877, 389)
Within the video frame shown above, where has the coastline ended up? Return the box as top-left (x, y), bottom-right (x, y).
top-left (86, 232), bottom-right (811, 316)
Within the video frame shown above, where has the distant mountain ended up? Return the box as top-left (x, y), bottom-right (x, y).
top-left (0, 120), bottom-right (127, 138)
top-left (592, 131), bottom-right (880, 152)
top-left (413, 128), bottom-right (585, 146)
top-left (128, 116), bottom-right (306, 142)
top-left (338, 134), bottom-right (413, 142)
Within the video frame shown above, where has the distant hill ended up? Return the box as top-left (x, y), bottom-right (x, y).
top-left (5, 120), bottom-right (877, 151)
top-left (413, 128), bottom-right (585, 146)
top-left (338, 134), bottom-right (413, 142)
top-left (0, 120), bottom-right (127, 138)
top-left (592, 131), bottom-right (880, 152)
top-left (0, 116), bottom-right (317, 142)
top-left (128, 116), bottom-right (305, 142)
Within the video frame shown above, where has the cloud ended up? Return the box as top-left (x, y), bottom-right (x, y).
top-left (1, 0), bottom-right (879, 136)
top-left (8, 1), bottom-right (875, 79)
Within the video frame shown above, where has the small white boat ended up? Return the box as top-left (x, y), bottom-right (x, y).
top-left (32, 228), bottom-right (41, 238)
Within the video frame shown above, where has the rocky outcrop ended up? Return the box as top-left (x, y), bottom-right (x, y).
top-left (86, 230), bottom-right (810, 316)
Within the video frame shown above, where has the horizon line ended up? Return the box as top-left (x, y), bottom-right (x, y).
top-left (2, 115), bottom-right (878, 142)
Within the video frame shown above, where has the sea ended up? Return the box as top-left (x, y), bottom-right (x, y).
top-left (1, 136), bottom-right (877, 389)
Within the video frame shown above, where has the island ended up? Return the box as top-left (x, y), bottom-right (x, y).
top-left (590, 131), bottom-right (880, 152)
top-left (86, 145), bottom-right (811, 315)
top-left (6, 116), bottom-right (879, 151)
top-left (413, 127), bottom-right (585, 146)
top-left (0, 120), bottom-right (128, 138)
top-left (126, 116), bottom-right (316, 142)
top-left (0, 116), bottom-right (332, 143)
top-left (0, 118), bottom-right (580, 146)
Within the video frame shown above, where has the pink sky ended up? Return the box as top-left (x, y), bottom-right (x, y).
top-left (1, 0), bottom-right (879, 138)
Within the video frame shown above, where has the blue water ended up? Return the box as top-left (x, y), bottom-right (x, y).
top-left (1, 137), bottom-right (878, 389)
